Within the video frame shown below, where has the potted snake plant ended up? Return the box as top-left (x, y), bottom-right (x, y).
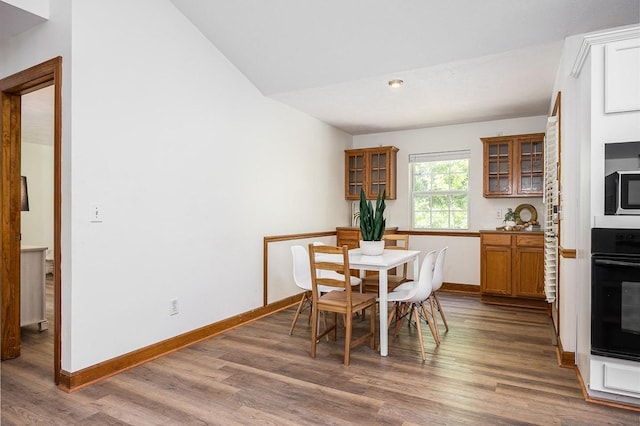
top-left (359, 188), bottom-right (386, 255)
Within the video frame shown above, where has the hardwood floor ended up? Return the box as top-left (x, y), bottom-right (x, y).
top-left (2, 288), bottom-right (639, 425)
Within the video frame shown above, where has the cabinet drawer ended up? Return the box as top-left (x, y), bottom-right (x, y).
top-left (481, 234), bottom-right (512, 246)
top-left (516, 234), bottom-right (543, 247)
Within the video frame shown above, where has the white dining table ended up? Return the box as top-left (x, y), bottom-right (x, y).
top-left (348, 248), bottom-right (421, 356)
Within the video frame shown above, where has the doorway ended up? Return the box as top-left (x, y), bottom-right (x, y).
top-left (0, 57), bottom-right (62, 384)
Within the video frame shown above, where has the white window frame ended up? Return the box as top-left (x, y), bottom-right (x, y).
top-left (410, 150), bottom-right (470, 230)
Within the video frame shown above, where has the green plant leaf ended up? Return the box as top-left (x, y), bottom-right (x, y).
top-left (359, 189), bottom-right (386, 241)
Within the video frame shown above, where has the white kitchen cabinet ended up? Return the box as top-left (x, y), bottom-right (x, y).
top-left (605, 38), bottom-right (640, 113)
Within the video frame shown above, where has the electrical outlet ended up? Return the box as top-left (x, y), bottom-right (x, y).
top-left (170, 298), bottom-right (178, 316)
top-left (495, 209), bottom-right (502, 219)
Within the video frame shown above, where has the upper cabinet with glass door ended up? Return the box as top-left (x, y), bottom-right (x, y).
top-left (481, 133), bottom-right (544, 198)
top-left (345, 146), bottom-right (398, 200)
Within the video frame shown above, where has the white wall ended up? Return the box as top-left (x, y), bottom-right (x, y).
top-left (576, 53), bottom-right (593, 377)
top-left (20, 143), bottom-right (54, 256)
top-left (353, 116), bottom-right (547, 287)
top-left (3, 0), bottom-right (353, 372)
top-left (547, 32), bottom-right (585, 356)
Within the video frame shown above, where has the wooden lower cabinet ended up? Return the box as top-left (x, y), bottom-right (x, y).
top-left (482, 239), bottom-right (512, 296)
top-left (480, 231), bottom-right (546, 308)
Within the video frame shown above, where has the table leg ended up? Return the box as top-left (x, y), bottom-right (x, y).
top-left (379, 269), bottom-right (388, 356)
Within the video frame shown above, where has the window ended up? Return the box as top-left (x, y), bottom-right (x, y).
top-left (410, 150), bottom-right (470, 230)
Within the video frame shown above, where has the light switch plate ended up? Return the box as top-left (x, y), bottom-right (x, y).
top-left (90, 203), bottom-right (103, 223)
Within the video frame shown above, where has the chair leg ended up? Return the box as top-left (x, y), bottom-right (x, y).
top-left (289, 292), bottom-right (310, 335)
top-left (413, 304), bottom-right (426, 361)
top-left (323, 311), bottom-right (330, 341)
top-left (421, 301), bottom-right (440, 346)
top-left (311, 305), bottom-right (319, 358)
top-left (344, 310), bottom-right (352, 365)
top-left (332, 313), bottom-right (338, 341)
top-left (387, 302), bottom-right (398, 331)
top-left (427, 296), bottom-right (439, 343)
top-left (370, 303), bottom-right (376, 350)
top-left (394, 303), bottom-right (406, 337)
top-left (428, 296), bottom-right (441, 344)
top-left (407, 304), bottom-right (414, 328)
top-left (433, 292), bottom-right (449, 332)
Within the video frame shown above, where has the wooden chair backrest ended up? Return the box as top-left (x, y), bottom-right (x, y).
top-left (308, 244), bottom-right (352, 303)
top-left (383, 234), bottom-right (409, 276)
top-left (382, 233), bottom-right (409, 250)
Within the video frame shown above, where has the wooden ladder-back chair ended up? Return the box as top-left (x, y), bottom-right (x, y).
top-left (308, 244), bottom-right (377, 365)
top-left (362, 234), bottom-right (410, 294)
top-left (289, 244), bottom-right (361, 336)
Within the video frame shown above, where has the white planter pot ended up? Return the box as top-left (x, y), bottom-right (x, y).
top-left (359, 240), bottom-right (385, 256)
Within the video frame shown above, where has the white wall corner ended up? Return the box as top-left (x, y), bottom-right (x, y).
top-left (1, 0), bottom-right (49, 18)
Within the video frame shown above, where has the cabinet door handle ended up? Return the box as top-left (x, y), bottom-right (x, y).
top-left (593, 258), bottom-right (640, 269)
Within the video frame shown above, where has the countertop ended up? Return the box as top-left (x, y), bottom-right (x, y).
top-left (480, 229), bottom-right (544, 235)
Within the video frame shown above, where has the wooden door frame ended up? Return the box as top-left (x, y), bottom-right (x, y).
top-left (0, 57), bottom-right (62, 384)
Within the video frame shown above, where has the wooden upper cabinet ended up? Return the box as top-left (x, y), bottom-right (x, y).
top-left (481, 133), bottom-right (544, 198)
top-left (345, 146), bottom-right (398, 200)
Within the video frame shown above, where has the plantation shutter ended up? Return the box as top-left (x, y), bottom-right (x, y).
top-left (544, 116), bottom-right (559, 303)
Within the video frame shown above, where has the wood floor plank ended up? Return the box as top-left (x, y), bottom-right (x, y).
top-left (2, 291), bottom-right (640, 425)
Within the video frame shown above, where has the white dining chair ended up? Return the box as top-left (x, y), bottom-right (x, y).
top-left (386, 250), bottom-right (437, 361)
top-left (394, 246), bottom-right (448, 342)
top-left (430, 247), bottom-right (449, 335)
top-left (288, 244), bottom-right (361, 335)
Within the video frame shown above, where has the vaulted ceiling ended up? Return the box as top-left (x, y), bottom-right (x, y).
top-left (169, 0), bottom-right (640, 134)
top-left (5, 1), bottom-right (640, 138)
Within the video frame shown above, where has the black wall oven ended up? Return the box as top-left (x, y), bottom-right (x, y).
top-left (591, 228), bottom-right (640, 362)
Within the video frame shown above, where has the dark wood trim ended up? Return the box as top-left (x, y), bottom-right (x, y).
top-left (52, 57), bottom-right (62, 386)
top-left (559, 246), bottom-right (577, 258)
top-left (401, 230), bottom-right (480, 237)
top-left (480, 294), bottom-right (548, 309)
top-left (0, 92), bottom-right (22, 360)
top-left (263, 231), bottom-right (337, 306)
top-left (440, 282), bottom-right (480, 293)
top-left (0, 62), bottom-right (54, 93)
top-left (556, 337), bottom-right (576, 368)
top-left (59, 293), bottom-right (302, 392)
top-left (264, 231), bottom-right (336, 244)
top-left (0, 57), bottom-right (62, 384)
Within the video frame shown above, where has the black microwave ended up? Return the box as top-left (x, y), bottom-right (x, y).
top-left (605, 170), bottom-right (640, 215)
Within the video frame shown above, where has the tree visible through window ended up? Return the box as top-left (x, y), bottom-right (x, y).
top-left (410, 151), bottom-right (469, 230)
